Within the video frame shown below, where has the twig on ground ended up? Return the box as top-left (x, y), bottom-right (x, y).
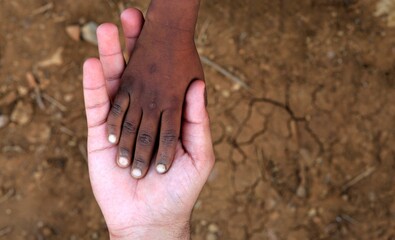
top-left (200, 56), bottom-right (251, 90)
top-left (197, 19), bottom-right (210, 46)
top-left (0, 226), bottom-right (12, 237)
top-left (342, 166), bottom-right (376, 192)
top-left (31, 2), bottom-right (54, 16)
top-left (78, 142), bottom-right (87, 162)
top-left (26, 72), bottom-right (46, 110)
top-left (0, 188), bottom-right (14, 204)
top-left (42, 93), bottom-right (67, 112)
top-left (59, 126), bottom-right (74, 137)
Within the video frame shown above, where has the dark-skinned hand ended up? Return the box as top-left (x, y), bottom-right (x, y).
top-left (105, 1), bottom-right (204, 178)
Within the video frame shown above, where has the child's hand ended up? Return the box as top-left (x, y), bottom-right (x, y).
top-left (83, 8), bottom-right (214, 239)
top-left (105, 3), bottom-right (204, 178)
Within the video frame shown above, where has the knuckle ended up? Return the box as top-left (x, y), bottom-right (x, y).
top-left (134, 156), bottom-right (146, 166)
top-left (158, 152), bottom-right (170, 163)
top-left (119, 147), bottom-right (129, 155)
top-left (148, 101), bottom-right (157, 110)
top-left (161, 130), bottom-right (178, 145)
top-left (111, 103), bottom-right (123, 116)
top-left (123, 121), bottom-right (138, 134)
top-left (138, 132), bottom-right (153, 146)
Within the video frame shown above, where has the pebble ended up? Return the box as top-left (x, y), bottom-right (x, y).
top-left (17, 86), bottom-right (29, 96)
top-left (64, 93), bottom-right (74, 102)
top-left (0, 91), bottom-right (17, 106)
top-left (206, 233), bottom-right (217, 240)
top-left (296, 185), bottom-right (307, 198)
top-left (26, 122), bottom-right (51, 143)
top-left (222, 90), bottom-right (230, 98)
top-left (11, 101), bottom-right (33, 125)
top-left (208, 223), bottom-right (219, 233)
top-left (41, 226), bottom-right (53, 237)
top-left (82, 21), bottom-right (98, 45)
top-left (66, 25), bottom-right (81, 41)
top-left (0, 115), bottom-right (9, 128)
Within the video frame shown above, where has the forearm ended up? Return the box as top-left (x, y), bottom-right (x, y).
top-left (109, 222), bottom-right (191, 240)
top-left (146, 0), bottom-right (201, 31)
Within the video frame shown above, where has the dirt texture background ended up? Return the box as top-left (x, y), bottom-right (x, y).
top-left (0, 0), bottom-right (395, 239)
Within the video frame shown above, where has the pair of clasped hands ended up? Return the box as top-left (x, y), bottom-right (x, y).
top-left (83, 7), bottom-right (214, 240)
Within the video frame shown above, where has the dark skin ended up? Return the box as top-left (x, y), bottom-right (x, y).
top-left (106, 0), bottom-right (204, 178)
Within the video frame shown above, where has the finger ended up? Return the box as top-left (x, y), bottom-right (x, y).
top-left (97, 23), bottom-right (125, 99)
top-left (121, 8), bottom-right (144, 57)
top-left (155, 109), bottom-right (182, 174)
top-left (107, 89), bottom-right (130, 145)
top-left (182, 80), bottom-right (215, 167)
top-left (117, 100), bottom-right (142, 168)
top-left (131, 112), bottom-right (160, 179)
top-left (83, 58), bottom-right (112, 152)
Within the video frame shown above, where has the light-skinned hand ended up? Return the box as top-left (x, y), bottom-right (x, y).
top-left (82, 8), bottom-right (215, 240)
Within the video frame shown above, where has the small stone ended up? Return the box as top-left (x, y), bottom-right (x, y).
top-left (0, 115), bottom-right (9, 128)
top-left (64, 93), bottom-right (74, 102)
top-left (38, 48), bottom-right (64, 67)
top-left (0, 91), bottom-right (17, 106)
top-left (91, 232), bottom-right (99, 239)
top-left (296, 185), bottom-right (307, 198)
top-left (208, 223), bottom-right (219, 233)
top-left (66, 25), bottom-right (81, 41)
top-left (41, 226), bottom-right (53, 237)
top-left (82, 22), bottom-right (99, 45)
top-left (17, 86), bottom-right (29, 96)
top-left (231, 84), bottom-right (241, 91)
top-left (222, 90), bottom-right (230, 98)
top-left (206, 233), bottom-right (217, 240)
top-left (327, 51), bottom-right (336, 59)
top-left (11, 101), bottom-right (33, 125)
top-left (5, 208), bottom-right (12, 215)
top-left (225, 126), bottom-right (233, 133)
top-left (308, 208), bottom-right (317, 217)
top-left (26, 122), bottom-right (51, 143)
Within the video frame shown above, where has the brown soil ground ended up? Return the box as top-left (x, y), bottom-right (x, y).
top-left (1, 0), bottom-right (395, 239)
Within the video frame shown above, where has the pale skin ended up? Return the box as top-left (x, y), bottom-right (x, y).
top-left (83, 8), bottom-right (215, 240)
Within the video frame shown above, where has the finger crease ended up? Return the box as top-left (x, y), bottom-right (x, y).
top-left (84, 84), bottom-right (106, 91)
top-left (85, 100), bottom-right (110, 110)
top-left (88, 118), bottom-right (107, 129)
top-left (88, 145), bottom-right (116, 155)
top-left (106, 74), bottom-right (122, 82)
top-left (100, 51), bottom-right (123, 58)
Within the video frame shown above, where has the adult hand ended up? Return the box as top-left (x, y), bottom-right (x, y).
top-left (83, 8), bottom-right (214, 240)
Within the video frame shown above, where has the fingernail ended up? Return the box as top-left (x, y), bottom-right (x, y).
top-left (156, 164), bottom-right (167, 174)
top-left (108, 134), bottom-right (117, 144)
top-left (118, 157), bottom-right (129, 167)
top-left (131, 168), bottom-right (142, 178)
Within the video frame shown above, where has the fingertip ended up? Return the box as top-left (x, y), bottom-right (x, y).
top-left (118, 156), bottom-right (130, 168)
top-left (186, 80), bottom-right (206, 103)
top-left (97, 23), bottom-right (119, 37)
top-left (83, 58), bottom-right (100, 70)
top-left (121, 8), bottom-right (144, 37)
top-left (83, 58), bottom-right (103, 85)
top-left (131, 168), bottom-right (142, 179)
top-left (156, 163), bottom-right (167, 174)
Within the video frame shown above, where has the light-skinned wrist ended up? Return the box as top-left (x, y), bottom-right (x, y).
top-left (109, 221), bottom-right (191, 240)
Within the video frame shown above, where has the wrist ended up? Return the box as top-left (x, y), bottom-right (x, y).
top-left (146, 0), bottom-right (200, 32)
top-left (109, 221), bottom-right (191, 240)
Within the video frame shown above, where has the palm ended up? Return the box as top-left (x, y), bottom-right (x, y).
top-left (83, 8), bottom-right (214, 234)
top-left (88, 141), bottom-right (202, 228)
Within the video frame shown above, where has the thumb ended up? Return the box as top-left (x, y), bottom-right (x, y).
top-left (182, 80), bottom-right (215, 166)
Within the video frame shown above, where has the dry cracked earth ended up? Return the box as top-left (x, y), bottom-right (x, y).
top-left (0, 0), bottom-right (395, 239)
